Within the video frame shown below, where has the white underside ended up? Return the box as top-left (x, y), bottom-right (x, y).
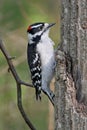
top-left (37, 36), bottom-right (55, 90)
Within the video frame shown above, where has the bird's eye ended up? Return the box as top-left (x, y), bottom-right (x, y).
top-left (38, 26), bottom-right (43, 30)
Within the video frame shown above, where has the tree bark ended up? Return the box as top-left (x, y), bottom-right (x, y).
top-left (55, 0), bottom-right (87, 129)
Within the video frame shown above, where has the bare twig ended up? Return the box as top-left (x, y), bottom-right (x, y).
top-left (0, 40), bottom-right (36, 130)
top-left (17, 84), bottom-right (36, 130)
top-left (0, 40), bottom-right (33, 87)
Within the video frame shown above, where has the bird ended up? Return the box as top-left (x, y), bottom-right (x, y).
top-left (27, 22), bottom-right (55, 105)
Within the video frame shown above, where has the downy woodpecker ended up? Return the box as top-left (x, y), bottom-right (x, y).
top-left (27, 22), bottom-right (55, 105)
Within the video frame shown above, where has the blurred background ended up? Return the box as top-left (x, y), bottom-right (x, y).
top-left (0, 0), bottom-right (60, 130)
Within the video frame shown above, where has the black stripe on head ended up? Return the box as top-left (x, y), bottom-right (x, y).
top-left (32, 35), bottom-right (41, 43)
top-left (27, 22), bottom-right (44, 35)
top-left (30, 22), bottom-right (44, 27)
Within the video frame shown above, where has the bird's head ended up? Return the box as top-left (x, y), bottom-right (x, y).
top-left (27, 22), bottom-right (55, 44)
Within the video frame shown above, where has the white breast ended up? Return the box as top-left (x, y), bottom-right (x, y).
top-left (37, 37), bottom-right (54, 65)
top-left (37, 37), bottom-right (55, 83)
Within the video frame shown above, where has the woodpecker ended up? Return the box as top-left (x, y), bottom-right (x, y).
top-left (27, 22), bottom-right (55, 105)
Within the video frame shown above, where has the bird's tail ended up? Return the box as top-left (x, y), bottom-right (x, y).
top-left (35, 87), bottom-right (41, 100)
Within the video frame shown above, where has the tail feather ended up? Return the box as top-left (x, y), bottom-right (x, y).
top-left (35, 88), bottom-right (41, 100)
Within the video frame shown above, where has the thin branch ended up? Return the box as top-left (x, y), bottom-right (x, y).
top-left (17, 84), bottom-right (36, 130)
top-left (0, 40), bottom-right (36, 130)
top-left (0, 40), bottom-right (33, 88)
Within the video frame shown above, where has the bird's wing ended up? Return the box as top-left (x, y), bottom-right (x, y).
top-left (27, 43), bottom-right (42, 100)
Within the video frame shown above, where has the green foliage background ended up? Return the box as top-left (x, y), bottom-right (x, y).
top-left (0, 0), bottom-right (60, 130)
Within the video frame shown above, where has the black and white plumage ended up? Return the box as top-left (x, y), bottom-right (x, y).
top-left (27, 22), bottom-right (55, 105)
top-left (27, 43), bottom-right (42, 100)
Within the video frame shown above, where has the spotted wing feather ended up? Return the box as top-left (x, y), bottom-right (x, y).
top-left (27, 43), bottom-right (42, 100)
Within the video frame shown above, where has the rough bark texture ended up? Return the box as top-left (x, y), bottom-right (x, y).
top-left (55, 0), bottom-right (87, 129)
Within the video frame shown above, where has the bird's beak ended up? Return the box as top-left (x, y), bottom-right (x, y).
top-left (47, 23), bottom-right (56, 29)
top-left (41, 23), bottom-right (56, 36)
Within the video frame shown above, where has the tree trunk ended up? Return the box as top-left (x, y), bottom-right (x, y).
top-left (55, 0), bottom-right (87, 129)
